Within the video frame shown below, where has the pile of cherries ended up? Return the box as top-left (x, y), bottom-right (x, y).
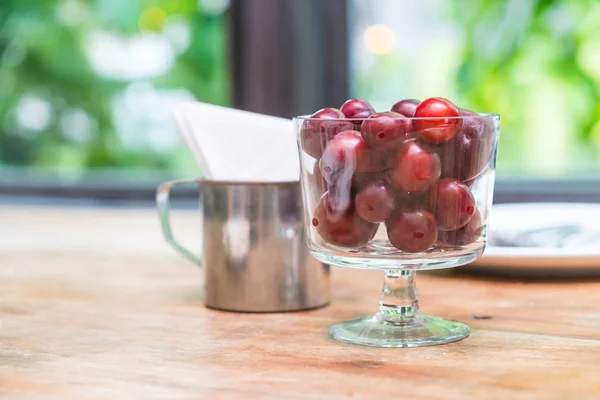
top-left (301, 97), bottom-right (494, 253)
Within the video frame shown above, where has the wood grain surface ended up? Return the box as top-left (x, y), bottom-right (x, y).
top-left (1, 205), bottom-right (600, 400)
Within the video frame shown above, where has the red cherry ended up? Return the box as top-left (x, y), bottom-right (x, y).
top-left (387, 140), bottom-right (441, 194)
top-left (300, 108), bottom-right (354, 159)
top-left (319, 130), bottom-right (365, 184)
top-left (438, 208), bottom-right (483, 246)
top-left (312, 192), bottom-right (378, 248)
top-left (361, 112), bottom-right (409, 149)
top-left (441, 109), bottom-right (494, 181)
top-left (341, 99), bottom-right (375, 119)
top-left (433, 178), bottom-right (476, 231)
top-left (320, 131), bottom-right (388, 185)
top-left (391, 99), bottom-right (420, 117)
top-left (391, 99), bottom-right (420, 134)
top-left (386, 208), bottom-right (438, 253)
top-left (355, 181), bottom-right (396, 223)
top-left (340, 98), bottom-right (376, 130)
top-left (414, 97), bottom-right (462, 144)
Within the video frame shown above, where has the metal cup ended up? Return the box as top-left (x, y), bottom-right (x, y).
top-left (156, 179), bottom-right (330, 312)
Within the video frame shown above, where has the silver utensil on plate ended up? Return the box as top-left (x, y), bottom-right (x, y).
top-left (489, 224), bottom-right (600, 248)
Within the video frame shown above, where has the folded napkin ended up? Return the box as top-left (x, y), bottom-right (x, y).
top-left (172, 102), bottom-right (300, 182)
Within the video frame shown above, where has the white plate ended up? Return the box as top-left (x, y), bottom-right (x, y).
top-left (468, 202), bottom-right (600, 275)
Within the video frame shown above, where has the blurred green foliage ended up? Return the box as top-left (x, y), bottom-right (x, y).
top-left (6, 0), bottom-right (599, 180)
top-left (0, 0), bottom-right (230, 176)
top-left (354, 0), bottom-right (600, 178)
top-left (451, 0), bottom-right (600, 177)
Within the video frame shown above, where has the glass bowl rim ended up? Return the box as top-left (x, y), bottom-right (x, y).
top-left (293, 112), bottom-right (500, 121)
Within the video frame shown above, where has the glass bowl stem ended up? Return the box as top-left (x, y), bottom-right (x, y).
top-left (379, 270), bottom-right (419, 322)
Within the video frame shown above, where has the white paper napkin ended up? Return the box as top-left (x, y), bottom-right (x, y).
top-left (172, 101), bottom-right (299, 182)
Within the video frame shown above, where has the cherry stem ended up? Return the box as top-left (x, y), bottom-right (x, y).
top-left (378, 270), bottom-right (419, 324)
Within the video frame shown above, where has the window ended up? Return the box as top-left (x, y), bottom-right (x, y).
top-left (350, 0), bottom-right (600, 179)
top-left (4, 0), bottom-right (598, 203)
top-left (0, 0), bottom-right (231, 193)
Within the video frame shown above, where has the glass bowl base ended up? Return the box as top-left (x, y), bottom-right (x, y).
top-left (329, 313), bottom-right (470, 348)
top-left (311, 243), bottom-right (485, 270)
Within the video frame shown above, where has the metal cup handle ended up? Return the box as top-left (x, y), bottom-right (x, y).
top-left (156, 179), bottom-right (202, 264)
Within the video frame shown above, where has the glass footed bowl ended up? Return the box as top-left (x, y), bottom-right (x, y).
top-left (294, 110), bottom-right (500, 348)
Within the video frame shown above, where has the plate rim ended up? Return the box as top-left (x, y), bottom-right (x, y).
top-left (475, 201), bottom-right (600, 269)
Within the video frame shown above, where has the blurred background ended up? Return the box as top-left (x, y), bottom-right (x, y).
top-left (1, 0), bottom-right (600, 203)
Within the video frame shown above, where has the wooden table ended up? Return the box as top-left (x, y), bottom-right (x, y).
top-left (2, 205), bottom-right (600, 399)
